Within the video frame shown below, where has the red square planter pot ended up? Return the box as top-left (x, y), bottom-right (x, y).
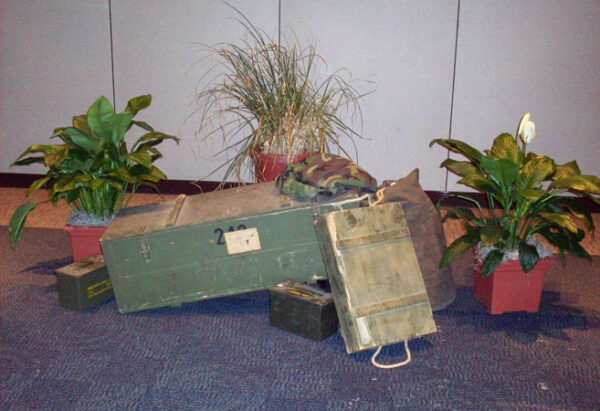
top-left (63, 225), bottom-right (107, 261)
top-left (473, 257), bottom-right (554, 314)
top-left (254, 152), bottom-right (314, 182)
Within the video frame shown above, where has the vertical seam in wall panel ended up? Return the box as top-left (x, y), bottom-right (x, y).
top-left (445, 0), bottom-right (461, 192)
top-left (108, 0), bottom-right (116, 107)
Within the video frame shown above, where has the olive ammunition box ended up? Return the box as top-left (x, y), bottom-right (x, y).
top-left (269, 279), bottom-right (338, 341)
top-left (55, 255), bottom-right (114, 311)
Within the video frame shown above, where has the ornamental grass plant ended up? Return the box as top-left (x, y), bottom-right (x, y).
top-left (9, 94), bottom-right (179, 248)
top-left (194, 7), bottom-right (368, 182)
top-left (430, 113), bottom-right (600, 275)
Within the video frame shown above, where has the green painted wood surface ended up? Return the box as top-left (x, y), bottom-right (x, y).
top-left (101, 182), bottom-right (363, 313)
top-left (314, 202), bottom-right (437, 354)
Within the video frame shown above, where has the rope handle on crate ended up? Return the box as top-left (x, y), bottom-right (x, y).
top-left (371, 340), bottom-right (412, 369)
top-left (370, 182), bottom-right (396, 207)
top-left (333, 183), bottom-right (395, 210)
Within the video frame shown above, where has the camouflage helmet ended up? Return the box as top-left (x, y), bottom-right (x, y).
top-left (276, 153), bottom-right (377, 201)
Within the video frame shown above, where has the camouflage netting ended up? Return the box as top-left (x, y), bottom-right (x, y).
top-left (275, 153), bottom-right (378, 202)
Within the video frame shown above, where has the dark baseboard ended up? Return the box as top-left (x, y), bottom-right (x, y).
top-left (2, 172), bottom-right (599, 213)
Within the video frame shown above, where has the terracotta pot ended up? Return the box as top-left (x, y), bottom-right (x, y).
top-left (254, 152), bottom-right (313, 183)
top-left (63, 225), bottom-right (107, 261)
top-left (473, 257), bottom-right (554, 314)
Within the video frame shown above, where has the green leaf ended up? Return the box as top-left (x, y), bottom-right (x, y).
top-left (89, 177), bottom-right (123, 192)
top-left (109, 112), bottom-right (134, 144)
top-left (439, 227), bottom-right (480, 267)
top-left (44, 145), bottom-right (70, 166)
top-left (550, 175), bottom-right (600, 195)
top-left (51, 175), bottom-right (77, 193)
top-left (133, 131), bottom-right (180, 151)
top-left (542, 212), bottom-right (578, 233)
top-left (72, 115), bottom-right (92, 134)
top-left (440, 158), bottom-right (479, 178)
top-left (11, 156), bottom-right (45, 166)
top-left (125, 94), bottom-right (152, 116)
top-left (146, 146), bottom-right (162, 157)
top-left (89, 178), bottom-right (103, 191)
top-left (109, 168), bottom-right (137, 183)
top-left (146, 166), bottom-right (168, 181)
top-left (538, 227), bottom-right (591, 260)
top-left (87, 96), bottom-right (114, 137)
top-left (60, 128), bottom-right (99, 153)
top-left (441, 206), bottom-right (476, 222)
top-left (26, 176), bottom-right (51, 197)
top-left (132, 167), bottom-right (166, 182)
top-left (518, 241), bottom-right (539, 272)
top-left (129, 151), bottom-right (152, 168)
top-left (74, 174), bottom-right (92, 183)
top-left (480, 249), bottom-right (504, 276)
top-left (553, 160), bottom-right (581, 180)
top-left (488, 133), bottom-right (522, 164)
top-left (12, 144), bottom-right (70, 168)
top-left (132, 120), bottom-right (154, 132)
top-left (480, 156), bottom-right (519, 188)
top-left (64, 189), bottom-right (80, 204)
top-left (480, 220), bottom-right (504, 246)
top-left (103, 178), bottom-right (126, 190)
top-left (429, 138), bottom-right (483, 164)
top-left (518, 155), bottom-right (555, 189)
top-left (516, 188), bottom-right (546, 201)
top-left (558, 197), bottom-right (595, 234)
top-left (12, 144), bottom-right (65, 163)
top-left (458, 173), bottom-right (500, 195)
top-left (9, 202), bottom-right (37, 249)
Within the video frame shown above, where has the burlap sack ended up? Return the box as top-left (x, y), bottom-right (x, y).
top-left (378, 169), bottom-right (456, 311)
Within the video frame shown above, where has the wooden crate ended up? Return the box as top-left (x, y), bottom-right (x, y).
top-left (101, 182), bottom-right (363, 313)
top-left (314, 202), bottom-right (437, 353)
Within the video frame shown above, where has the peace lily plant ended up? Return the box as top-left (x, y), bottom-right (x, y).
top-left (430, 113), bottom-right (600, 276)
top-left (8, 94), bottom-right (179, 249)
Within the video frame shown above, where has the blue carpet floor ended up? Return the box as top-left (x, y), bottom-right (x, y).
top-left (1, 227), bottom-right (599, 410)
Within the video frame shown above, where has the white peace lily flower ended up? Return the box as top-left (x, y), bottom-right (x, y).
top-left (522, 120), bottom-right (536, 143)
top-left (517, 112), bottom-right (536, 144)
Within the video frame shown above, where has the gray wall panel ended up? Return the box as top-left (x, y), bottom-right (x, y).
top-left (0, 0), bottom-right (113, 175)
top-left (280, 0), bottom-right (459, 190)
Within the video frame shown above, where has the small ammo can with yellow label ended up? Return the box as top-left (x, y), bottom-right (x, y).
top-left (55, 254), bottom-right (114, 311)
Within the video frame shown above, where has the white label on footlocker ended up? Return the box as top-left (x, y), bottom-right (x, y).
top-left (224, 228), bottom-right (261, 255)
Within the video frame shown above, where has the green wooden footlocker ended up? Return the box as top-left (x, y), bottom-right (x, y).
top-left (100, 182), bottom-right (363, 313)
